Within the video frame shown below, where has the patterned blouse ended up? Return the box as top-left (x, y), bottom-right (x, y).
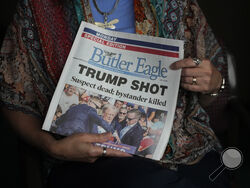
top-left (0, 0), bottom-right (228, 167)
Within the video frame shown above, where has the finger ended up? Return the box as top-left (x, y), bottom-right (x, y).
top-left (80, 132), bottom-right (113, 143)
top-left (86, 157), bottom-right (99, 163)
top-left (90, 145), bottom-right (131, 158)
top-left (181, 67), bottom-right (203, 77)
top-left (181, 82), bottom-right (201, 92)
top-left (88, 144), bottom-right (105, 158)
top-left (181, 76), bottom-right (196, 85)
top-left (170, 58), bottom-right (198, 70)
top-left (105, 148), bottom-right (132, 157)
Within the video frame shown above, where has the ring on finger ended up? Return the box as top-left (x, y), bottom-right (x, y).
top-left (192, 58), bottom-right (202, 66)
top-left (192, 76), bottom-right (197, 85)
top-left (102, 147), bottom-right (107, 157)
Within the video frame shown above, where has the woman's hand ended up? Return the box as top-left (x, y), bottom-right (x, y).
top-left (170, 57), bottom-right (222, 94)
top-left (50, 132), bottom-right (131, 163)
top-left (1, 108), bottom-right (130, 164)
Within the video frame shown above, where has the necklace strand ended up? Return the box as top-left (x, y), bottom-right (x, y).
top-left (93, 0), bottom-right (120, 29)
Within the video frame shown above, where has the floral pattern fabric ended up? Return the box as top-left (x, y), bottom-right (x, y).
top-left (0, 0), bottom-right (228, 167)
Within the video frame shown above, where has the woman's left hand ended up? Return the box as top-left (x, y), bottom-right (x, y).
top-left (170, 57), bottom-right (222, 94)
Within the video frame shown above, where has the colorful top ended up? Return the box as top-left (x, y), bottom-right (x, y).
top-left (0, 0), bottom-right (228, 167)
top-left (89, 0), bottom-right (136, 33)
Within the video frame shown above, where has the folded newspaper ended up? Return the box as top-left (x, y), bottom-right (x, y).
top-left (42, 21), bottom-right (184, 161)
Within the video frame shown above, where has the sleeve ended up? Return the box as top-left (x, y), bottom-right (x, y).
top-left (184, 0), bottom-right (231, 130)
top-left (134, 126), bottom-right (143, 149)
top-left (184, 0), bottom-right (228, 81)
top-left (0, 1), bottom-right (53, 118)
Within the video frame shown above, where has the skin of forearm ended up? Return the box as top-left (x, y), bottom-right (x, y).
top-left (1, 108), bottom-right (56, 155)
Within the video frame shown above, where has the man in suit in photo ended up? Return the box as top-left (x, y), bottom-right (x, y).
top-left (119, 109), bottom-right (144, 150)
top-left (54, 96), bottom-right (112, 136)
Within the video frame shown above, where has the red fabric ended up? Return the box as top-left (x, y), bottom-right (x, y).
top-left (30, 0), bottom-right (73, 83)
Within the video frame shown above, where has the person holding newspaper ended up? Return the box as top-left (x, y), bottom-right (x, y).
top-left (0, 0), bottom-right (229, 187)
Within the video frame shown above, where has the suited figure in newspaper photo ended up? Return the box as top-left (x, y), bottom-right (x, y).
top-left (53, 95), bottom-right (113, 136)
top-left (113, 106), bottom-right (127, 130)
top-left (118, 109), bottom-right (144, 150)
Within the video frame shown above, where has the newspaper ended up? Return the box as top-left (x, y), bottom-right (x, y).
top-left (42, 21), bottom-right (184, 161)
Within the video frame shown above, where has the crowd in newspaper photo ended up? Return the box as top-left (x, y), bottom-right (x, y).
top-left (50, 84), bottom-right (168, 158)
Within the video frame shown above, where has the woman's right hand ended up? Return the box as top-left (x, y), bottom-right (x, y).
top-left (1, 108), bottom-right (130, 163)
top-left (49, 132), bottom-right (131, 163)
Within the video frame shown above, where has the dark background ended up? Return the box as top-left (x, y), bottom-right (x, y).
top-left (0, 0), bottom-right (249, 187)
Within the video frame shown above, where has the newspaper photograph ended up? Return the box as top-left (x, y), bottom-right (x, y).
top-left (42, 21), bottom-right (184, 160)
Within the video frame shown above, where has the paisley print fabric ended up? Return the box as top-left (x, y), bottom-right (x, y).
top-left (0, 0), bottom-right (228, 168)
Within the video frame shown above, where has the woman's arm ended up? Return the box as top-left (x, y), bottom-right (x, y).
top-left (168, 0), bottom-right (228, 108)
top-left (1, 108), bottom-right (130, 163)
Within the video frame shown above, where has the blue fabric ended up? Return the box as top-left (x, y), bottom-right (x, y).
top-left (55, 104), bottom-right (113, 135)
top-left (89, 0), bottom-right (135, 33)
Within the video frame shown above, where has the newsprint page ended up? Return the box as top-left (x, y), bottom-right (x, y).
top-left (42, 21), bottom-right (184, 161)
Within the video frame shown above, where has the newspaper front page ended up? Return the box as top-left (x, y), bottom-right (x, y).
top-left (42, 21), bottom-right (184, 161)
